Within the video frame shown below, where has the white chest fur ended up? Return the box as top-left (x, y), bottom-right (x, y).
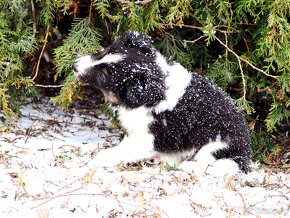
top-left (118, 106), bottom-right (154, 135)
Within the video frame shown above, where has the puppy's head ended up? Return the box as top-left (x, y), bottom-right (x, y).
top-left (73, 31), bottom-right (165, 108)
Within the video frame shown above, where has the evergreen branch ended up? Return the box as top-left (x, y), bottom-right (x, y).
top-left (213, 35), bottom-right (279, 80)
top-left (31, 24), bottom-right (50, 81)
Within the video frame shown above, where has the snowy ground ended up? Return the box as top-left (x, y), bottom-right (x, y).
top-left (0, 96), bottom-right (289, 217)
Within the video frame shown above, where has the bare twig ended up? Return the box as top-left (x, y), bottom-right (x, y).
top-left (115, 0), bottom-right (131, 3)
top-left (51, 143), bottom-right (56, 161)
top-left (11, 143), bottom-right (29, 150)
top-left (17, 174), bottom-right (36, 199)
top-left (116, 0), bottom-right (153, 5)
top-left (170, 24), bottom-right (203, 31)
top-left (237, 53), bottom-right (247, 98)
top-left (213, 35), bottom-right (279, 80)
top-left (33, 81), bottom-right (85, 89)
top-left (33, 83), bottom-right (65, 88)
top-left (184, 35), bottom-right (207, 44)
top-left (31, 185), bottom-right (88, 209)
top-left (88, 0), bottom-right (94, 22)
top-left (257, 81), bottom-right (278, 93)
top-left (31, 24), bottom-right (50, 81)
top-left (171, 24), bottom-right (239, 34)
top-left (31, 0), bottom-right (37, 39)
top-left (243, 37), bottom-right (250, 52)
top-left (214, 34), bottom-right (245, 98)
top-left (136, 0), bottom-right (153, 4)
top-left (179, 23), bottom-right (279, 80)
top-left (225, 33), bottom-right (228, 61)
top-left (236, 190), bottom-right (248, 211)
top-left (213, 25), bottom-right (240, 34)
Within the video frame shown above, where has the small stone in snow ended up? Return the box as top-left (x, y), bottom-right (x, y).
top-left (241, 171), bottom-right (266, 187)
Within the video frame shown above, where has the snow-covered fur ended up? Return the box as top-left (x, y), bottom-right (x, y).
top-left (73, 31), bottom-right (252, 175)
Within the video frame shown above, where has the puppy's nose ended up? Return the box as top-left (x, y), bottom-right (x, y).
top-left (73, 60), bottom-right (79, 73)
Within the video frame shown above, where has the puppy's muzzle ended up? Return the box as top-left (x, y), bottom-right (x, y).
top-left (73, 55), bottom-right (93, 77)
top-left (73, 60), bottom-right (79, 73)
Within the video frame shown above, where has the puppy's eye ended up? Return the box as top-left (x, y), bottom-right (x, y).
top-left (102, 68), bottom-right (109, 76)
top-left (98, 63), bottom-right (108, 68)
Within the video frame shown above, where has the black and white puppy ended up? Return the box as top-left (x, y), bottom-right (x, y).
top-left (73, 31), bottom-right (252, 176)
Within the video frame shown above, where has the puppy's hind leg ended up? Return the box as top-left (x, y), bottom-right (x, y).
top-left (179, 141), bottom-right (230, 177)
top-left (91, 134), bottom-right (156, 167)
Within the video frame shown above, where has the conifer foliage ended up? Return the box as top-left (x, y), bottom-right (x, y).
top-left (0, 0), bottom-right (289, 135)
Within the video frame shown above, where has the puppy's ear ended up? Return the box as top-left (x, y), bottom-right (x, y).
top-left (121, 78), bottom-right (148, 108)
top-left (120, 31), bottom-right (153, 55)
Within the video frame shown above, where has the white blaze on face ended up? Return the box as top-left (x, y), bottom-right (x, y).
top-left (73, 54), bottom-right (125, 76)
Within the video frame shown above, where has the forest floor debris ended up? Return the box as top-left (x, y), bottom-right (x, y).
top-left (0, 96), bottom-right (289, 217)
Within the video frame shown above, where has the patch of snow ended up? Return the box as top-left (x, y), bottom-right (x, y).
top-left (0, 97), bottom-right (289, 217)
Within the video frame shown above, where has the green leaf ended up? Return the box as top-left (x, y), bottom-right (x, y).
top-left (54, 18), bottom-right (102, 79)
top-left (235, 97), bottom-right (255, 115)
